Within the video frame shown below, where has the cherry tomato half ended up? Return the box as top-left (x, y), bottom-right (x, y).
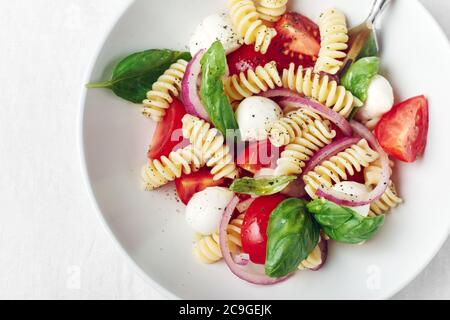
top-left (241, 194), bottom-right (287, 264)
top-left (148, 97), bottom-right (186, 160)
top-left (175, 168), bottom-right (226, 205)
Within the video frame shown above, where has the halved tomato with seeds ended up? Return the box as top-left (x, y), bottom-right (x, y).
top-left (227, 13), bottom-right (321, 75)
top-left (275, 12), bottom-right (321, 59)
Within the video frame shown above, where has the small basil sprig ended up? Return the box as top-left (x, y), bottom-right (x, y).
top-left (307, 199), bottom-right (385, 244)
top-left (230, 176), bottom-right (296, 196)
top-left (200, 41), bottom-right (239, 137)
top-left (87, 49), bottom-right (191, 103)
top-left (265, 199), bottom-right (320, 278)
top-left (342, 56), bottom-right (380, 103)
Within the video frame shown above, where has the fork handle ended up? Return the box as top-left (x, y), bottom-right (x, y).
top-left (367, 0), bottom-right (391, 25)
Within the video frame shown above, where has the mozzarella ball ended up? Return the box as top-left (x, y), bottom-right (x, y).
top-left (189, 14), bottom-right (243, 56)
top-left (358, 75), bottom-right (394, 123)
top-left (236, 97), bottom-right (283, 142)
top-left (185, 187), bottom-right (235, 235)
top-left (331, 182), bottom-right (371, 217)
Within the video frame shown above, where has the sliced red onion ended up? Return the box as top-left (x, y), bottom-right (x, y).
top-left (181, 50), bottom-right (209, 120)
top-left (310, 234), bottom-right (328, 271)
top-left (261, 89), bottom-right (303, 99)
top-left (220, 196), bottom-right (291, 285)
top-left (318, 71), bottom-right (340, 85)
top-left (236, 197), bottom-right (256, 213)
top-left (302, 137), bottom-right (361, 176)
top-left (316, 121), bottom-right (391, 207)
top-left (233, 253), bottom-right (250, 266)
top-left (279, 97), bottom-right (353, 137)
top-left (281, 178), bottom-right (307, 198)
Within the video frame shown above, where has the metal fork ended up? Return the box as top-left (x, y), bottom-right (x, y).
top-left (339, 0), bottom-right (392, 75)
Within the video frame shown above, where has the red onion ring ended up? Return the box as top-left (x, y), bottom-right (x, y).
top-left (260, 89), bottom-right (303, 99)
top-left (279, 97), bottom-right (353, 137)
top-left (316, 121), bottom-right (391, 207)
top-left (181, 49), bottom-right (209, 120)
top-left (280, 178), bottom-right (307, 198)
top-left (219, 196), bottom-right (291, 285)
top-left (318, 71), bottom-right (340, 85)
top-left (302, 137), bottom-right (361, 176)
top-left (233, 253), bottom-right (250, 266)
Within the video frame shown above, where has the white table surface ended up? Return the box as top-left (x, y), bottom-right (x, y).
top-left (0, 0), bottom-right (448, 300)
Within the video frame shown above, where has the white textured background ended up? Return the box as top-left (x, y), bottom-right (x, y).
top-left (0, 0), bottom-right (448, 300)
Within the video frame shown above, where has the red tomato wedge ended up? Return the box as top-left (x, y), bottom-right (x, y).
top-left (227, 14), bottom-right (321, 76)
top-left (241, 194), bottom-right (287, 265)
top-left (265, 35), bottom-right (317, 70)
top-left (148, 98), bottom-right (186, 160)
top-left (175, 168), bottom-right (226, 205)
top-left (275, 12), bottom-right (321, 59)
top-left (236, 140), bottom-right (280, 174)
top-left (375, 95), bottom-right (429, 163)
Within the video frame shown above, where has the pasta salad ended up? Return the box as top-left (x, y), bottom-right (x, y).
top-left (87, 0), bottom-right (429, 285)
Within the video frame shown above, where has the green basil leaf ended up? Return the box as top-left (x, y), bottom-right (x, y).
top-left (307, 199), bottom-right (385, 244)
top-left (86, 49), bottom-right (192, 103)
top-left (200, 41), bottom-right (240, 137)
top-left (230, 176), bottom-right (296, 196)
top-left (341, 56), bottom-right (380, 102)
top-left (265, 198), bottom-right (320, 278)
top-left (307, 199), bottom-right (353, 228)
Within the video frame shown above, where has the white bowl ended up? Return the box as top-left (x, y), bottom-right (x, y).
top-left (80, 0), bottom-right (450, 299)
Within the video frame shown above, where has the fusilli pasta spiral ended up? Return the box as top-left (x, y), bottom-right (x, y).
top-left (314, 8), bottom-right (349, 75)
top-left (227, 0), bottom-right (277, 54)
top-left (194, 214), bottom-right (245, 264)
top-left (142, 59), bottom-right (188, 121)
top-left (266, 108), bottom-right (335, 147)
top-left (303, 139), bottom-right (380, 199)
top-left (182, 115), bottom-right (238, 181)
top-left (141, 145), bottom-right (203, 191)
top-left (223, 61), bottom-right (282, 102)
top-left (282, 63), bottom-right (362, 118)
top-left (364, 161), bottom-right (403, 216)
top-left (298, 244), bottom-right (322, 270)
top-left (267, 109), bottom-right (336, 176)
top-left (255, 0), bottom-right (288, 23)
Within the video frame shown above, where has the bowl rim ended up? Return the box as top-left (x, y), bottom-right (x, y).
top-left (78, 0), bottom-right (450, 300)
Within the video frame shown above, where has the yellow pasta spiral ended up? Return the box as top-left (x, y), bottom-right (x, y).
top-left (141, 145), bottom-right (203, 191)
top-left (142, 59), bottom-right (188, 121)
top-left (223, 61), bottom-right (282, 102)
top-left (303, 139), bottom-right (380, 199)
top-left (266, 108), bottom-right (335, 147)
top-left (194, 214), bottom-right (245, 264)
top-left (282, 63), bottom-right (362, 118)
top-left (274, 121), bottom-right (336, 176)
top-left (298, 244), bottom-right (322, 270)
top-left (314, 8), bottom-right (349, 75)
top-left (255, 0), bottom-right (288, 23)
top-left (369, 183), bottom-right (403, 217)
top-left (182, 115), bottom-right (238, 181)
top-left (227, 0), bottom-right (277, 54)
top-left (364, 159), bottom-right (394, 187)
top-left (364, 161), bottom-right (403, 216)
